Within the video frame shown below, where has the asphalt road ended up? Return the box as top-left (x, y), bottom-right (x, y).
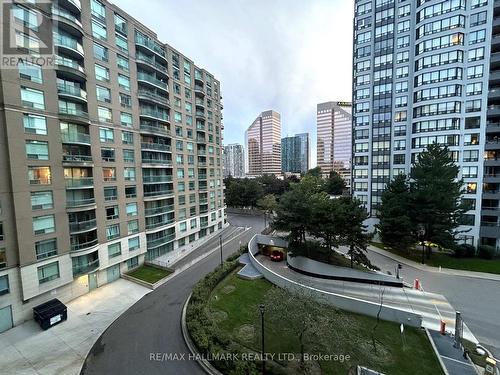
top-left (80, 212), bottom-right (264, 375)
top-left (351, 246), bottom-right (500, 358)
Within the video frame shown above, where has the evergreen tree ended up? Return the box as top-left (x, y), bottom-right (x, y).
top-left (325, 170), bottom-right (346, 195)
top-left (377, 173), bottom-right (414, 252)
top-left (410, 144), bottom-right (467, 257)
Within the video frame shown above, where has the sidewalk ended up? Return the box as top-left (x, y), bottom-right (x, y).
top-left (368, 245), bottom-right (500, 282)
top-left (0, 279), bottom-right (149, 375)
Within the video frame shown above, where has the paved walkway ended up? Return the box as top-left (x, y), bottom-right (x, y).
top-left (0, 279), bottom-right (149, 375)
top-left (427, 330), bottom-right (478, 375)
top-left (258, 255), bottom-right (478, 343)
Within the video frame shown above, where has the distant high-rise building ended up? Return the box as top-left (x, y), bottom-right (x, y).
top-left (281, 133), bottom-right (309, 174)
top-left (245, 110), bottom-right (281, 176)
top-left (316, 102), bottom-right (352, 183)
top-left (223, 144), bottom-right (245, 178)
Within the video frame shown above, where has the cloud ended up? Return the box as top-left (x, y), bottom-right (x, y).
top-left (112, 0), bottom-right (353, 167)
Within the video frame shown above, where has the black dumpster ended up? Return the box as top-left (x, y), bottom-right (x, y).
top-left (33, 298), bottom-right (67, 330)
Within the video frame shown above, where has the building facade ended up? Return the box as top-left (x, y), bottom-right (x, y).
top-left (316, 101), bottom-right (352, 183)
top-left (0, 0), bottom-right (225, 331)
top-left (245, 110), bottom-right (281, 176)
top-left (223, 143), bottom-right (245, 178)
top-left (352, 0), bottom-right (495, 249)
top-left (281, 133), bottom-right (309, 174)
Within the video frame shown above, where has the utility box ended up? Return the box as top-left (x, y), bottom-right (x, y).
top-left (33, 298), bottom-right (67, 330)
top-left (485, 357), bottom-right (497, 375)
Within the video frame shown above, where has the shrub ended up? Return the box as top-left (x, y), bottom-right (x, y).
top-left (454, 244), bottom-right (476, 258)
top-left (478, 245), bottom-right (496, 260)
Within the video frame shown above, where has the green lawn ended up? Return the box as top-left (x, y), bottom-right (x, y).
top-left (371, 242), bottom-right (500, 275)
top-left (127, 265), bottom-right (172, 284)
top-left (208, 269), bottom-right (443, 375)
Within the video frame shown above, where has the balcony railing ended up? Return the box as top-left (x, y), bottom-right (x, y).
top-left (140, 124), bottom-right (170, 135)
top-left (140, 107), bottom-right (170, 121)
top-left (142, 158), bottom-right (172, 165)
top-left (135, 34), bottom-right (166, 57)
top-left (200, 221), bottom-right (209, 228)
top-left (144, 204), bottom-right (174, 216)
top-left (71, 238), bottom-right (98, 252)
top-left (61, 132), bottom-right (90, 144)
top-left (57, 84), bottom-right (87, 100)
top-left (141, 142), bottom-right (171, 152)
top-left (62, 154), bottom-right (92, 163)
top-left (72, 258), bottom-right (99, 277)
top-left (146, 234), bottom-right (175, 249)
top-left (54, 35), bottom-right (84, 55)
top-left (52, 6), bottom-right (83, 28)
top-left (69, 219), bottom-right (97, 232)
top-left (137, 72), bottom-right (168, 90)
top-left (137, 89), bottom-right (169, 105)
top-left (143, 175), bottom-right (173, 183)
top-left (59, 106), bottom-right (89, 118)
top-left (136, 54), bottom-right (168, 72)
top-left (66, 198), bottom-right (95, 207)
top-left (144, 189), bottom-right (174, 197)
top-left (145, 218), bottom-right (175, 230)
top-left (65, 177), bottom-right (93, 188)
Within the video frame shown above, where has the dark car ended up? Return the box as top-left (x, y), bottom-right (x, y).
top-left (270, 250), bottom-right (284, 262)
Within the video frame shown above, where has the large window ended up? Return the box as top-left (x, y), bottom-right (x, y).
top-left (120, 112), bottom-right (133, 127)
top-left (25, 140), bottom-right (49, 160)
top-left (95, 64), bottom-right (110, 81)
top-left (124, 167), bottom-right (136, 181)
top-left (91, 0), bottom-right (106, 19)
top-left (106, 224), bottom-right (120, 240)
top-left (116, 34), bottom-right (128, 53)
top-left (33, 214), bottom-right (55, 235)
top-left (117, 54), bottom-right (129, 71)
top-left (37, 261), bottom-right (59, 284)
top-left (118, 75), bottom-right (130, 91)
top-left (128, 236), bottom-right (140, 251)
top-left (0, 275), bottom-right (9, 295)
top-left (35, 238), bottom-right (57, 260)
top-left (126, 202), bottom-right (137, 216)
top-left (99, 127), bottom-right (114, 143)
top-left (21, 87), bottom-right (45, 109)
top-left (23, 114), bottom-right (47, 134)
top-left (93, 42), bottom-right (108, 62)
top-left (92, 21), bottom-right (107, 40)
top-left (108, 242), bottom-right (121, 258)
top-left (96, 85), bottom-right (111, 103)
top-left (31, 191), bottom-right (53, 210)
top-left (114, 13), bottom-right (127, 35)
top-left (98, 106), bottom-right (112, 122)
top-left (28, 166), bottom-right (51, 185)
top-left (19, 62), bottom-right (42, 83)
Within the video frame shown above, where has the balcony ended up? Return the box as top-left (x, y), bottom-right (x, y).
top-left (143, 175), bottom-right (172, 183)
top-left (57, 83), bottom-right (87, 102)
top-left (69, 218), bottom-right (97, 233)
top-left (72, 258), bottom-right (99, 277)
top-left (200, 221), bottom-right (209, 228)
top-left (61, 132), bottom-right (90, 145)
top-left (141, 158), bottom-right (172, 166)
top-left (65, 177), bottom-right (93, 188)
top-left (195, 85), bottom-right (205, 96)
top-left (62, 154), bottom-right (93, 165)
top-left (71, 237), bottom-right (98, 252)
top-left (140, 123), bottom-right (170, 136)
top-left (137, 90), bottom-right (169, 107)
top-left (66, 197), bottom-right (95, 208)
top-left (52, 6), bottom-right (84, 35)
top-left (135, 34), bottom-right (167, 60)
top-left (146, 234), bottom-right (175, 249)
top-left (199, 198), bottom-right (208, 204)
top-left (141, 142), bottom-right (171, 152)
top-left (198, 174), bottom-right (207, 180)
top-left (137, 72), bottom-right (168, 91)
top-left (60, 0), bottom-right (81, 13)
top-left (144, 189), bottom-right (174, 198)
top-left (144, 204), bottom-right (174, 217)
top-left (58, 106), bottom-right (89, 123)
top-left (145, 217), bottom-right (175, 230)
top-left (136, 54), bottom-right (168, 73)
top-left (54, 35), bottom-right (84, 60)
top-left (55, 57), bottom-right (86, 81)
top-left (140, 108), bottom-right (170, 122)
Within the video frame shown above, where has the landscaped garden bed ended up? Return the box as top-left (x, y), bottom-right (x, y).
top-left (126, 265), bottom-right (172, 284)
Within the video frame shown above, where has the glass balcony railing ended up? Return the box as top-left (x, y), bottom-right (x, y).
top-left (54, 35), bottom-right (84, 55)
top-left (145, 217), bottom-right (175, 230)
top-left (71, 238), bottom-right (98, 252)
top-left (52, 6), bottom-right (83, 29)
top-left (57, 84), bottom-right (87, 100)
top-left (200, 221), bottom-right (209, 228)
top-left (58, 106), bottom-right (89, 118)
top-left (141, 142), bottom-right (171, 152)
top-left (135, 34), bottom-right (166, 57)
top-left (136, 54), bottom-right (168, 72)
top-left (65, 177), bottom-right (93, 188)
top-left (141, 158), bottom-right (172, 165)
top-left (146, 234), bottom-right (175, 249)
top-left (144, 204), bottom-right (174, 216)
top-left (140, 123), bottom-right (170, 135)
top-left (61, 132), bottom-right (91, 144)
top-left (140, 108), bottom-right (170, 121)
top-left (137, 90), bottom-right (169, 105)
top-left (137, 72), bottom-right (168, 90)
top-left (69, 219), bottom-right (97, 233)
top-left (66, 198), bottom-right (95, 207)
top-left (62, 154), bottom-right (92, 163)
top-left (72, 258), bottom-right (99, 277)
top-left (143, 175), bottom-right (173, 183)
top-left (144, 189), bottom-right (174, 197)
top-left (55, 57), bottom-right (85, 73)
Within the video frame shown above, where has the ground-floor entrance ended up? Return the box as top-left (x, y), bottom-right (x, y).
top-left (0, 305), bottom-right (13, 333)
top-left (88, 272), bottom-right (98, 291)
top-left (106, 264), bottom-right (120, 283)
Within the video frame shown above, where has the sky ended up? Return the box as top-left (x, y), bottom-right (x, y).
top-left (113, 0), bottom-right (353, 166)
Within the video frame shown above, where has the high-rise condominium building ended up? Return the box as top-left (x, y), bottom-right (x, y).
top-left (245, 110), bottom-right (281, 176)
top-left (223, 144), bottom-right (245, 178)
top-left (281, 133), bottom-right (309, 174)
top-left (316, 102), bottom-right (352, 183)
top-left (0, 0), bottom-right (225, 331)
top-left (352, 0), bottom-right (498, 249)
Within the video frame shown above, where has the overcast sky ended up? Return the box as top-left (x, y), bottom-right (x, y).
top-left (113, 0), bottom-right (353, 166)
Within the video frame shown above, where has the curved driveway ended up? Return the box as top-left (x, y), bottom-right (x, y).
top-left (80, 213), bottom-right (264, 375)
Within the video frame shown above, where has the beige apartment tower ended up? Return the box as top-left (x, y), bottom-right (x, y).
top-left (0, 0), bottom-right (225, 332)
top-left (245, 110), bottom-right (281, 176)
top-left (316, 102), bottom-right (352, 184)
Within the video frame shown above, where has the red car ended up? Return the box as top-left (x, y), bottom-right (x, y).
top-left (270, 250), bottom-right (284, 262)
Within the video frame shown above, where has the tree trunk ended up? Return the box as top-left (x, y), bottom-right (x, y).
top-left (350, 245), bottom-right (354, 268)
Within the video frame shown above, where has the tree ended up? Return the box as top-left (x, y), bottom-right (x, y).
top-left (257, 194), bottom-right (278, 227)
top-left (336, 197), bottom-right (373, 268)
top-left (306, 166), bottom-right (322, 177)
top-left (377, 174), bottom-right (414, 253)
top-left (409, 144), bottom-right (467, 258)
top-left (325, 170), bottom-right (346, 195)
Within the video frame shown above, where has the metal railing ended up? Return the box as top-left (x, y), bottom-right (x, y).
top-left (69, 219), bottom-right (97, 232)
top-left (66, 198), bottom-right (95, 207)
top-left (65, 177), bottom-right (93, 188)
top-left (71, 238), bottom-right (98, 252)
top-left (144, 204), bottom-right (174, 216)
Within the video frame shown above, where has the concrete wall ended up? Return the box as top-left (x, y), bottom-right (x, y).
top-left (248, 234), bottom-right (422, 327)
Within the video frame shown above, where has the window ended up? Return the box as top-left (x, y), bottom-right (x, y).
top-left (95, 64), bottom-right (110, 81)
top-left (106, 205), bottom-right (119, 220)
top-left (463, 150), bottom-right (479, 162)
top-left (96, 85), bottom-right (111, 103)
top-left (128, 236), bottom-right (140, 251)
top-left (106, 224), bottom-right (120, 240)
top-left (117, 54), bottom-right (129, 71)
top-left (120, 112), bottom-right (133, 127)
top-left (122, 131), bottom-right (134, 144)
top-left (124, 167), bottom-right (135, 181)
top-left (468, 47), bottom-right (484, 62)
top-left (26, 140), bottom-right (49, 160)
top-left (469, 29), bottom-right (486, 45)
top-left (35, 238), bottom-right (57, 260)
top-left (118, 74), bottom-right (130, 91)
top-left (471, 11), bottom-right (487, 27)
top-left (23, 113), bottom-right (46, 134)
top-left (99, 127), bottom-right (114, 143)
top-left (37, 261), bottom-right (59, 284)
top-left (21, 87), bottom-right (44, 109)
top-left (126, 202), bottom-right (137, 216)
top-left (108, 242), bottom-right (121, 258)
top-left (128, 219), bottom-right (139, 234)
top-left (0, 248), bottom-right (5, 269)
top-left (33, 214), bottom-right (55, 235)
top-left (465, 99), bottom-right (481, 113)
top-left (31, 191), bottom-right (53, 210)
top-left (98, 106), bottom-right (112, 122)
top-left (463, 166), bottom-right (478, 178)
top-left (127, 256), bottom-right (139, 269)
top-left (464, 133), bottom-right (480, 146)
top-left (101, 147), bottom-right (115, 162)
top-left (119, 93), bottom-right (132, 108)
top-left (91, 0), bottom-right (106, 19)
top-left (19, 62), bottom-right (42, 83)
top-left (190, 218), bottom-right (197, 229)
top-left (114, 13), bottom-right (127, 35)
top-left (0, 222), bottom-right (2, 242)
top-left (103, 167), bottom-right (116, 181)
top-left (467, 65), bottom-right (483, 79)
top-left (465, 117), bottom-right (480, 129)
top-left (115, 34), bottom-right (128, 53)
top-left (104, 186), bottom-right (118, 201)
top-left (0, 275), bottom-right (9, 295)
top-left (123, 149), bottom-right (135, 163)
top-left (28, 166), bottom-right (51, 185)
top-left (125, 186), bottom-right (136, 198)
top-left (93, 42), bottom-right (108, 62)
top-left (92, 21), bottom-right (107, 40)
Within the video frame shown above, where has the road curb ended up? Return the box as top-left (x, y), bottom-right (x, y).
top-left (181, 293), bottom-right (223, 375)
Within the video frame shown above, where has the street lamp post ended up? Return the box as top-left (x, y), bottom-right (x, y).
top-left (219, 235), bottom-right (223, 266)
top-left (259, 304), bottom-right (265, 375)
top-left (417, 224), bottom-right (425, 265)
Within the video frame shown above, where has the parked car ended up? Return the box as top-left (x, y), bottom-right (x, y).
top-left (270, 250), bottom-right (284, 262)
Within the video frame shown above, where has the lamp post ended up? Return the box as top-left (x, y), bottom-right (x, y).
top-left (417, 224), bottom-right (425, 265)
top-left (259, 304), bottom-right (265, 374)
top-left (219, 235), bottom-right (223, 266)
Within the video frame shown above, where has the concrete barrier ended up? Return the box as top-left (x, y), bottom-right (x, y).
top-left (248, 234), bottom-right (423, 328)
